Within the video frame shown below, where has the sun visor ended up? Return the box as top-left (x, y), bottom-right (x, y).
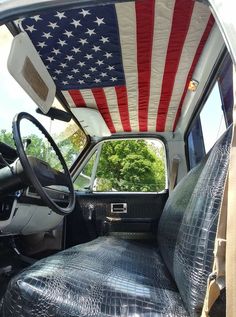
top-left (7, 32), bottom-right (56, 114)
top-left (71, 108), bottom-right (111, 137)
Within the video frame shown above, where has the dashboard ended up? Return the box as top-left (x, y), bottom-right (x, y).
top-left (0, 141), bottom-right (64, 235)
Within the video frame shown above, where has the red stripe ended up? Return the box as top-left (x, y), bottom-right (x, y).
top-left (115, 86), bottom-right (131, 132)
top-left (136, 0), bottom-right (155, 132)
top-left (173, 15), bottom-right (215, 131)
top-left (156, 0), bottom-right (195, 132)
top-left (92, 88), bottom-right (116, 133)
top-left (68, 90), bottom-right (86, 107)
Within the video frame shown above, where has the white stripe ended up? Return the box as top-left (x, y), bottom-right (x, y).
top-left (79, 89), bottom-right (97, 109)
top-left (103, 87), bottom-right (123, 132)
top-left (61, 91), bottom-right (76, 107)
top-left (115, 2), bottom-right (138, 132)
top-left (164, 2), bottom-right (211, 131)
top-left (148, 0), bottom-right (175, 132)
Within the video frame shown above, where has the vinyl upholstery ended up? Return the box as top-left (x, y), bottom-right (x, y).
top-left (1, 128), bottom-right (232, 317)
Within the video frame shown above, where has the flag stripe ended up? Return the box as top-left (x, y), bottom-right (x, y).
top-left (115, 86), bottom-right (131, 132)
top-left (115, 2), bottom-right (139, 131)
top-left (62, 91), bottom-right (76, 107)
top-left (164, 2), bottom-right (212, 131)
top-left (103, 87), bottom-right (123, 132)
top-left (79, 89), bottom-right (98, 109)
top-left (68, 90), bottom-right (86, 107)
top-left (92, 88), bottom-right (116, 133)
top-left (156, 0), bottom-right (195, 131)
top-left (136, 0), bottom-right (155, 132)
top-left (173, 15), bottom-right (215, 131)
top-left (148, 0), bottom-right (175, 132)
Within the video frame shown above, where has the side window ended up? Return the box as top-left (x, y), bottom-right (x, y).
top-left (74, 151), bottom-right (97, 191)
top-left (75, 139), bottom-right (166, 192)
top-left (187, 55), bottom-right (233, 169)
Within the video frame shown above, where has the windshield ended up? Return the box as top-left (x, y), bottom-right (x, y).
top-left (0, 25), bottom-right (87, 168)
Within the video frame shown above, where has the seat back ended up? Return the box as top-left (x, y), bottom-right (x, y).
top-left (158, 127), bottom-right (232, 316)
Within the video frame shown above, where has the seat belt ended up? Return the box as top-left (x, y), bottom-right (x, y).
top-left (201, 69), bottom-right (236, 317)
top-left (169, 156), bottom-right (180, 191)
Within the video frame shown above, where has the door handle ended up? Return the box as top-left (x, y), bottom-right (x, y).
top-left (111, 203), bottom-right (127, 213)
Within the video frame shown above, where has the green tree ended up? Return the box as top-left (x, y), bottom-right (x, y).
top-left (0, 129), bottom-right (15, 148)
top-left (96, 140), bottom-right (165, 192)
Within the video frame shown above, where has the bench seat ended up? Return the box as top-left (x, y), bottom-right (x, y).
top-left (1, 127), bottom-right (232, 317)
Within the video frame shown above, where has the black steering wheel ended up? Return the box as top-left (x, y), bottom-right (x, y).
top-left (12, 112), bottom-right (75, 216)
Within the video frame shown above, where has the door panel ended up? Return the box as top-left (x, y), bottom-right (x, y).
top-left (66, 191), bottom-right (168, 247)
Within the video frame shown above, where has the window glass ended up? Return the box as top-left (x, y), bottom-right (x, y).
top-left (74, 151), bottom-right (97, 191)
top-left (200, 82), bottom-right (226, 153)
top-left (0, 25), bottom-right (87, 168)
top-left (187, 55), bottom-right (233, 169)
top-left (75, 139), bottom-right (166, 192)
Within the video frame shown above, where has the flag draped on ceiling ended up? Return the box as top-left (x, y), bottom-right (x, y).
top-left (21, 0), bottom-right (214, 134)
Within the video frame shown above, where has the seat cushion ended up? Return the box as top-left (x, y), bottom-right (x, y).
top-left (1, 237), bottom-right (188, 317)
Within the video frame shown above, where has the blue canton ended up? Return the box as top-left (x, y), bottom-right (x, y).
top-left (21, 5), bottom-right (126, 90)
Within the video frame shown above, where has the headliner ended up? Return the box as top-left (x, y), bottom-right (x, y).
top-left (19, 0), bottom-right (214, 134)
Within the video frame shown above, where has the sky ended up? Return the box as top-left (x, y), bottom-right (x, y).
top-left (200, 82), bottom-right (226, 153)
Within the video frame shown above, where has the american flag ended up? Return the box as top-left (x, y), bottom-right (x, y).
top-left (21, 0), bottom-right (214, 133)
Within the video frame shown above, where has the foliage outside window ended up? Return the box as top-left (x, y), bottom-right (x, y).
top-left (75, 139), bottom-right (166, 192)
top-left (0, 118), bottom-right (86, 170)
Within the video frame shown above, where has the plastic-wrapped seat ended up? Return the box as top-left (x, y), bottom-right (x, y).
top-left (1, 127), bottom-right (232, 317)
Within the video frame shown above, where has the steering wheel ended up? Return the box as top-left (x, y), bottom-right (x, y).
top-left (12, 112), bottom-right (75, 216)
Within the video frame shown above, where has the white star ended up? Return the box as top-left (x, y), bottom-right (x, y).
top-left (32, 15), bottom-right (42, 22)
top-left (78, 61), bottom-right (85, 67)
top-left (55, 69), bottom-right (62, 74)
top-left (57, 39), bottom-right (67, 47)
top-left (62, 80), bottom-right (68, 85)
top-left (104, 52), bottom-right (112, 59)
top-left (78, 80), bottom-right (85, 84)
top-left (89, 67), bottom-right (97, 72)
top-left (66, 55), bottom-right (74, 61)
top-left (71, 19), bottom-right (82, 28)
top-left (52, 76), bottom-right (57, 80)
top-left (37, 41), bottom-right (47, 48)
top-left (25, 25), bottom-right (36, 33)
top-left (67, 75), bottom-right (74, 79)
top-left (111, 77), bottom-right (117, 82)
top-left (48, 22), bottom-right (59, 29)
top-left (100, 36), bottom-right (109, 43)
top-left (85, 28), bottom-right (96, 36)
top-left (83, 74), bottom-right (90, 78)
top-left (94, 78), bottom-right (101, 83)
top-left (79, 38), bottom-right (88, 45)
top-left (52, 48), bottom-right (61, 55)
top-left (72, 68), bottom-right (79, 73)
top-left (96, 59), bottom-right (104, 66)
top-left (79, 9), bottom-right (91, 17)
top-left (42, 32), bottom-right (52, 39)
top-left (55, 11), bottom-right (66, 19)
top-left (107, 65), bottom-right (115, 71)
top-left (46, 65), bottom-right (50, 69)
top-left (92, 45), bottom-right (101, 52)
top-left (94, 17), bottom-right (105, 26)
top-left (100, 72), bottom-right (108, 77)
top-left (63, 30), bottom-right (73, 38)
top-left (71, 47), bottom-right (81, 53)
top-left (85, 54), bottom-right (93, 60)
top-left (47, 56), bottom-right (55, 63)
top-left (59, 62), bottom-right (68, 68)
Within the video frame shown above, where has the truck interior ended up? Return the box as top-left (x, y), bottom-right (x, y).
top-left (0, 0), bottom-right (235, 316)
